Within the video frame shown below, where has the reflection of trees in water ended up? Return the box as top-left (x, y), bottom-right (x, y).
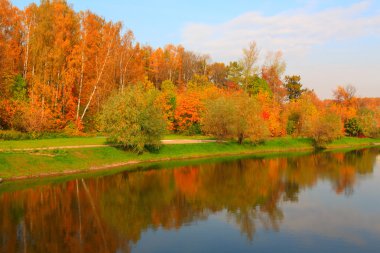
top-left (0, 148), bottom-right (378, 252)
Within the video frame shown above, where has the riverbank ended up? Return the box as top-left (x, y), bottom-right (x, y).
top-left (0, 137), bottom-right (379, 181)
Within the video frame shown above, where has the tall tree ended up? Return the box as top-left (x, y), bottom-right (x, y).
top-left (207, 62), bottom-right (227, 87)
top-left (0, 0), bottom-right (23, 95)
top-left (262, 51), bottom-right (286, 101)
top-left (331, 85), bottom-right (358, 122)
top-left (241, 41), bottom-right (259, 91)
top-left (284, 75), bottom-right (306, 101)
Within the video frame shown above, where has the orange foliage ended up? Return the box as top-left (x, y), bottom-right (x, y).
top-left (0, 0), bottom-right (378, 138)
top-left (257, 91), bottom-right (285, 137)
top-left (174, 91), bottom-right (203, 132)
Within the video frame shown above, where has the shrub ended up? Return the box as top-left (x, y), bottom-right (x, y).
top-left (99, 85), bottom-right (166, 153)
top-left (310, 113), bottom-right (343, 148)
top-left (201, 93), bottom-right (270, 144)
top-left (286, 112), bottom-right (300, 135)
top-left (201, 97), bottom-right (236, 140)
top-left (0, 130), bottom-right (30, 140)
top-left (357, 108), bottom-right (378, 138)
top-left (344, 118), bottom-right (362, 137)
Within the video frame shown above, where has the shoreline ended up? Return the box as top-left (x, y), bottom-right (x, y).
top-left (1, 140), bottom-right (378, 182)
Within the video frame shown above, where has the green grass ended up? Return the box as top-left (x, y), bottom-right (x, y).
top-left (0, 136), bottom-right (378, 180)
top-left (328, 137), bottom-right (380, 148)
top-left (0, 134), bottom-right (215, 150)
top-left (0, 136), bottom-right (108, 149)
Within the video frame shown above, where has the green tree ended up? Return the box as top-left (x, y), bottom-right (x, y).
top-left (286, 112), bottom-right (300, 135)
top-left (344, 118), bottom-right (362, 137)
top-left (284, 75), bottom-right (305, 100)
top-left (245, 75), bottom-right (272, 96)
top-left (12, 74), bottom-right (28, 101)
top-left (99, 85), bottom-right (166, 153)
top-left (227, 61), bottom-right (243, 85)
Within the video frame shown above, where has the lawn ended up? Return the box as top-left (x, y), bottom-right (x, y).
top-left (0, 136), bottom-right (108, 150)
top-left (0, 134), bottom-right (215, 150)
top-left (327, 137), bottom-right (380, 148)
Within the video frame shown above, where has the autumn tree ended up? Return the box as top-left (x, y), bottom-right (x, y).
top-left (158, 80), bottom-right (177, 131)
top-left (262, 51), bottom-right (286, 101)
top-left (234, 93), bottom-right (270, 144)
top-left (201, 96), bottom-right (236, 140)
top-left (77, 13), bottom-right (122, 124)
top-left (257, 91), bottom-right (285, 137)
top-left (174, 90), bottom-right (203, 134)
top-left (241, 41), bottom-right (259, 91)
top-left (207, 62), bottom-right (227, 87)
top-left (285, 91), bottom-right (319, 136)
top-left (309, 113), bottom-right (343, 148)
top-left (117, 31), bottom-right (144, 91)
top-left (0, 0), bottom-right (23, 96)
top-left (330, 85), bottom-right (358, 122)
top-left (333, 85), bottom-right (356, 104)
top-left (23, 0), bottom-right (81, 130)
top-left (201, 93), bottom-right (270, 143)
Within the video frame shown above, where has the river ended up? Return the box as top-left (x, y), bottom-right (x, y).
top-left (0, 148), bottom-right (379, 253)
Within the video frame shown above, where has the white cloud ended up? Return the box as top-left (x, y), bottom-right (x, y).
top-left (181, 1), bottom-right (380, 62)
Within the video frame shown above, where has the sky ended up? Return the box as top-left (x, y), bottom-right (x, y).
top-left (12, 0), bottom-right (380, 99)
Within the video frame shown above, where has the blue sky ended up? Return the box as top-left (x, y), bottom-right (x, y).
top-left (12, 0), bottom-right (380, 98)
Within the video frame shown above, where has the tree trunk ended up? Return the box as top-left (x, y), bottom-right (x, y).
top-left (238, 134), bottom-right (244, 144)
top-left (76, 49), bottom-right (85, 120)
top-left (80, 28), bottom-right (116, 121)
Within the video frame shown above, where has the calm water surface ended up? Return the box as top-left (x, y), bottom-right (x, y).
top-left (1, 148), bottom-right (380, 253)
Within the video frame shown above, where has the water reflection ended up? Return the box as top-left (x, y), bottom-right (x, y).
top-left (0, 148), bottom-right (379, 253)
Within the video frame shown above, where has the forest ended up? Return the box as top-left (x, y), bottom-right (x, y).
top-left (1, 0), bottom-right (379, 149)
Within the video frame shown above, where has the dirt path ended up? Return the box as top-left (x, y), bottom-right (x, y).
top-left (161, 139), bottom-right (217, 144)
top-left (0, 139), bottom-right (217, 152)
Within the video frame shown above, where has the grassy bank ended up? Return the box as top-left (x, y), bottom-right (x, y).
top-left (326, 137), bottom-right (380, 148)
top-left (0, 134), bottom-right (213, 150)
top-left (0, 136), bottom-right (378, 181)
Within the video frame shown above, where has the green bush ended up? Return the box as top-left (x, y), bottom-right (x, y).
top-left (310, 113), bottom-right (343, 148)
top-left (0, 130), bottom-right (30, 140)
top-left (357, 108), bottom-right (378, 138)
top-left (344, 118), bottom-right (362, 137)
top-left (185, 123), bottom-right (202, 136)
top-left (286, 112), bottom-right (300, 135)
top-left (0, 129), bottom-right (80, 141)
top-left (99, 85), bottom-right (166, 153)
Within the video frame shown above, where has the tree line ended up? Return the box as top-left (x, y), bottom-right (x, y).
top-left (0, 0), bottom-right (379, 149)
